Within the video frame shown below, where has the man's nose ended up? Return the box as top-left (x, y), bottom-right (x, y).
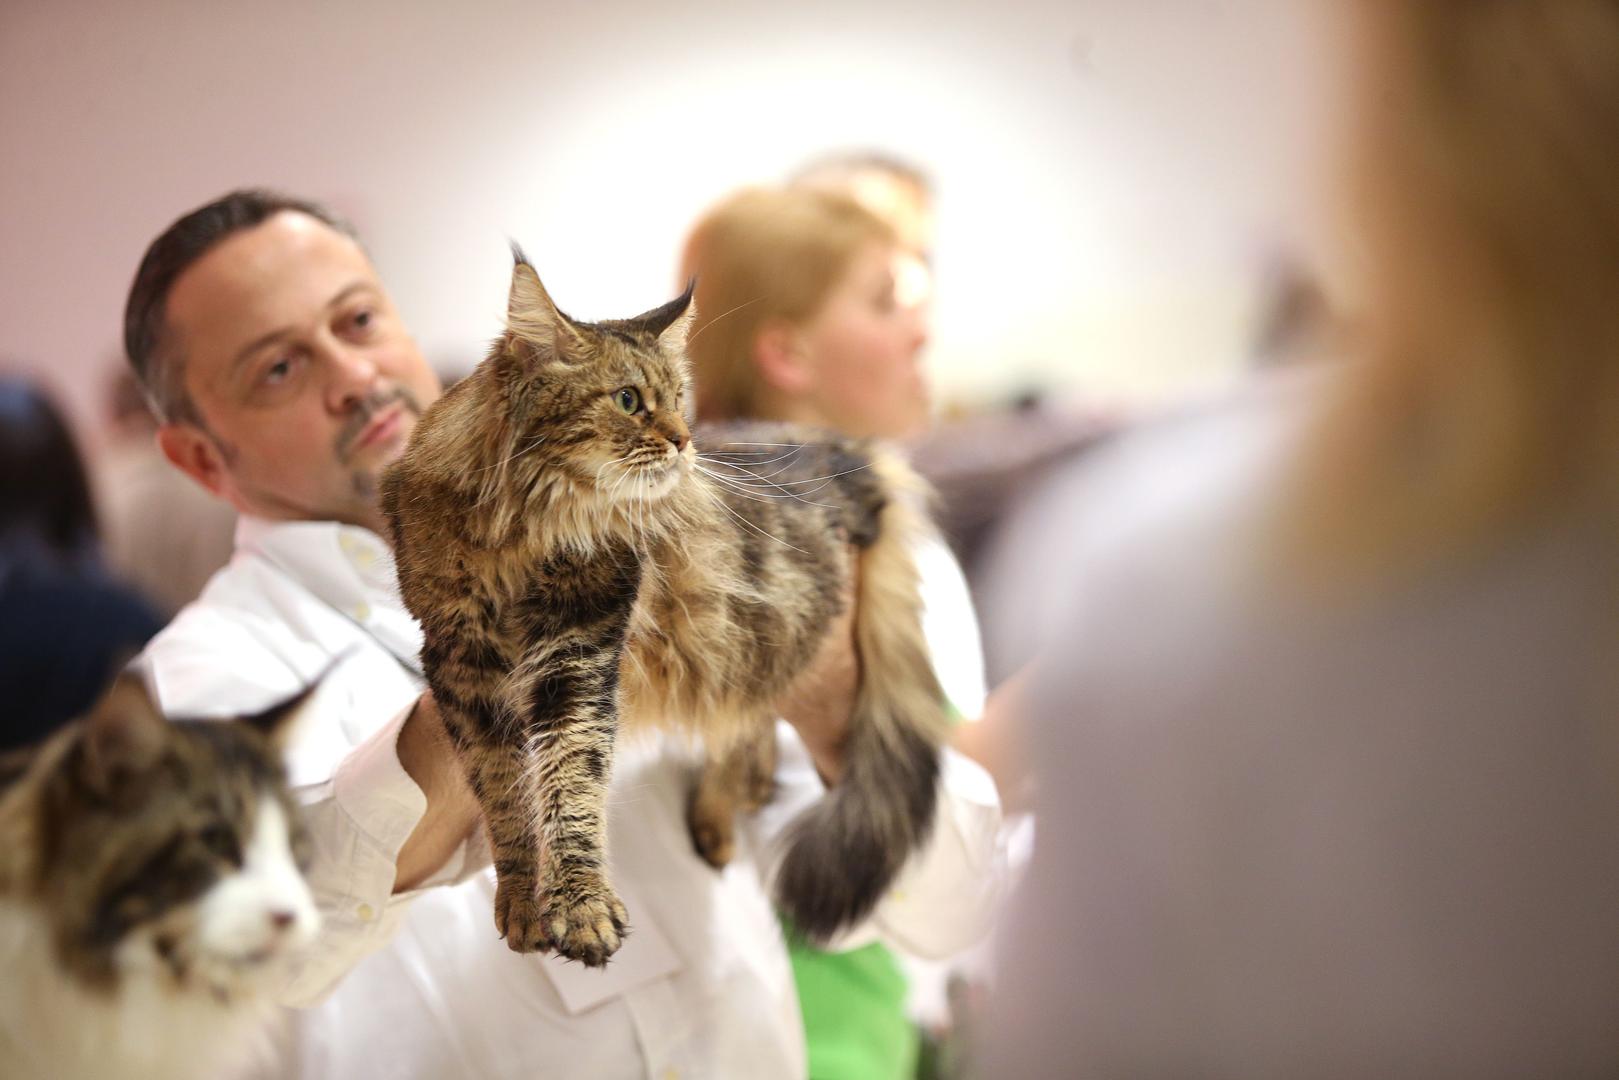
top-left (321, 337), bottom-right (382, 412)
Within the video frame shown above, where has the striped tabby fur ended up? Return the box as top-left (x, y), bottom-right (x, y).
top-left (381, 251), bottom-right (949, 965)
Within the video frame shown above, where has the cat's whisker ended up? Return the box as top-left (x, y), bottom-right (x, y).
top-left (697, 453), bottom-right (810, 481)
top-left (695, 463), bottom-right (819, 491)
top-left (682, 294), bottom-right (767, 347)
top-left (693, 466), bottom-right (842, 511)
top-left (700, 445), bottom-right (807, 468)
top-left (696, 457), bottom-right (814, 485)
top-left (692, 482), bottom-right (812, 555)
top-left (475, 433), bottom-right (546, 475)
top-left (694, 458), bottom-right (850, 497)
top-left (595, 452), bottom-right (641, 490)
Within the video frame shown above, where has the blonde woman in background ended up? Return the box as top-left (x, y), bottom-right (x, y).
top-left (983, 2), bottom-right (1619, 1075)
top-left (683, 186), bottom-right (998, 1079)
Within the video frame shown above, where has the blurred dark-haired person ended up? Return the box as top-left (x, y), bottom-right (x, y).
top-left (983, 3), bottom-right (1619, 1076)
top-left (0, 378), bottom-right (163, 748)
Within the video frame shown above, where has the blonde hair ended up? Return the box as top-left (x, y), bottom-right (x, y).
top-left (680, 187), bottom-right (896, 422)
top-left (1292, 1), bottom-right (1619, 576)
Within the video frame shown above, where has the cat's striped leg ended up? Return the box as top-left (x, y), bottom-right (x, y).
top-left (688, 719), bottom-right (777, 869)
top-left (424, 639), bottom-right (548, 953)
top-left (517, 642), bottom-right (630, 967)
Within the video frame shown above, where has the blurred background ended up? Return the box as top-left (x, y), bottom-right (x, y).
top-left (1, 0), bottom-right (1344, 444)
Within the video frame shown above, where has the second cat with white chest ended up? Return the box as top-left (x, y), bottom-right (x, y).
top-left (0, 675), bottom-right (319, 1080)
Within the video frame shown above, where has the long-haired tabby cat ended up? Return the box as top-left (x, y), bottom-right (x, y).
top-left (0, 675), bottom-right (319, 1080)
top-left (381, 250), bottom-right (949, 966)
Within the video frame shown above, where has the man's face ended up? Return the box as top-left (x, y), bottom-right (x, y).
top-left (159, 211), bottom-right (441, 533)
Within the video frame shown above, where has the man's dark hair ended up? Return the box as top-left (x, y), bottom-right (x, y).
top-left (123, 189), bottom-right (357, 423)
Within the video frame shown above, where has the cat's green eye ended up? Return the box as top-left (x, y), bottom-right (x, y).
top-left (613, 387), bottom-right (643, 415)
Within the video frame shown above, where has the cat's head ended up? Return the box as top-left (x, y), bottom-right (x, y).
top-left (14, 675), bottom-right (319, 997)
top-left (417, 252), bottom-right (699, 516)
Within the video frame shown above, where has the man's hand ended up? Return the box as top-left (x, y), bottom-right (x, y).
top-left (393, 691), bottom-right (484, 892)
top-left (778, 549), bottom-right (862, 786)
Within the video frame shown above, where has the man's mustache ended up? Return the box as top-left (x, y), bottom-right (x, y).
top-left (335, 386), bottom-right (423, 461)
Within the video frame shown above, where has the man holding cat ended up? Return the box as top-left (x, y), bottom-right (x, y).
top-left (124, 189), bottom-right (1005, 1077)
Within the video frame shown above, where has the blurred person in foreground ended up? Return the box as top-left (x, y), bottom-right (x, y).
top-left (982, 2), bottom-right (1619, 1075)
top-left (0, 378), bottom-right (163, 748)
top-left (683, 185), bottom-right (1002, 1079)
top-left (122, 187), bottom-right (1002, 1077)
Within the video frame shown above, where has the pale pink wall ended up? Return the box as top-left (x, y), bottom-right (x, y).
top-left (0, 0), bottom-right (1340, 449)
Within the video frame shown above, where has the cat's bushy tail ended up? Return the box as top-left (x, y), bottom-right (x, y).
top-left (774, 450), bottom-right (951, 943)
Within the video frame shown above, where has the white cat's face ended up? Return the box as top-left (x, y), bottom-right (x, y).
top-left (116, 795), bottom-right (320, 996)
top-left (194, 796), bottom-right (320, 966)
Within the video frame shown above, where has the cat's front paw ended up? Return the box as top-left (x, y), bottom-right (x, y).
top-left (493, 877), bottom-right (550, 953)
top-left (542, 889), bottom-right (630, 967)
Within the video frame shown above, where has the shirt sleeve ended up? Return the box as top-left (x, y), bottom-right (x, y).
top-left (277, 701), bottom-right (426, 1006)
top-left (261, 698), bottom-right (493, 1007)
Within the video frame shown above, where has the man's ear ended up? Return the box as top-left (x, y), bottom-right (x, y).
top-left (751, 318), bottom-right (816, 397)
top-left (157, 422), bottom-right (232, 500)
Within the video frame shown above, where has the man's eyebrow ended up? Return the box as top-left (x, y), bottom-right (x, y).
top-left (229, 280), bottom-right (376, 373)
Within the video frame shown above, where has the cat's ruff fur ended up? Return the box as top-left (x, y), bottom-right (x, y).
top-left (0, 901), bottom-right (284, 1080)
top-left (0, 677), bottom-right (318, 1080)
top-left (382, 252), bottom-right (950, 966)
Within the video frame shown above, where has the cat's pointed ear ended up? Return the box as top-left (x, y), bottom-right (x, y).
top-left (240, 651), bottom-right (347, 750)
top-left (80, 674), bottom-right (169, 795)
top-left (505, 243), bottom-right (577, 363)
top-left (631, 278), bottom-right (697, 353)
top-left (238, 683), bottom-right (316, 752)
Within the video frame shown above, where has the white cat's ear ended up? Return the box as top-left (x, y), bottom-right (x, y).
top-left (505, 244), bottom-right (577, 363)
top-left (80, 674), bottom-right (168, 794)
top-left (238, 683), bottom-right (316, 752)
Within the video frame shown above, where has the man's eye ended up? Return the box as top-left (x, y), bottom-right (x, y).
top-left (264, 358), bottom-right (293, 384)
top-left (351, 309), bottom-right (374, 331)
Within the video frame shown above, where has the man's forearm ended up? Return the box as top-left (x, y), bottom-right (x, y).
top-left (393, 693), bottom-right (483, 891)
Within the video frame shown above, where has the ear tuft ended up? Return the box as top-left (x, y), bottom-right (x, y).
top-left (505, 243), bottom-right (576, 363)
top-left (625, 279), bottom-right (697, 350)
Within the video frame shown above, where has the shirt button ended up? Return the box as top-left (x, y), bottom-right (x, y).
top-left (341, 533), bottom-right (378, 566)
top-left (352, 601), bottom-right (371, 622)
top-left (661, 1070), bottom-right (679, 1080)
top-left (356, 902), bottom-right (376, 922)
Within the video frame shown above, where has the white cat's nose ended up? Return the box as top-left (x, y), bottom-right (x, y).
top-left (268, 910), bottom-right (297, 932)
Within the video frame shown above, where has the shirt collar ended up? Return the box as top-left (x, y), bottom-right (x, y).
top-left (234, 515), bottom-right (424, 674)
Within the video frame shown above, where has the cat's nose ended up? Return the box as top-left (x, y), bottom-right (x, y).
top-left (268, 910), bottom-right (298, 932)
top-left (670, 430), bottom-right (689, 452)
